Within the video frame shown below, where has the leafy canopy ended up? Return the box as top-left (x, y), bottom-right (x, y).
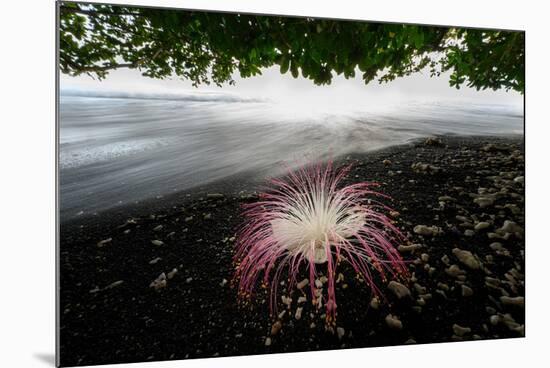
top-left (59, 2), bottom-right (524, 93)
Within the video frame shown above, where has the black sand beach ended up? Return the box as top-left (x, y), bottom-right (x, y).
top-left (59, 135), bottom-right (525, 366)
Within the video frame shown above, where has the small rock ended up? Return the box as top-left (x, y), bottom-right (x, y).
top-left (385, 314), bottom-right (403, 330)
top-left (151, 240), bottom-right (164, 246)
top-left (370, 297), bottom-right (380, 309)
top-left (498, 220), bottom-right (523, 234)
top-left (264, 337), bottom-right (272, 346)
top-left (452, 324), bottom-right (471, 337)
top-left (474, 196), bottom-right (495, 208)
top-left (186, 277), bottom-right (193, 283)
top-left (398, 244), bottom-right (423, 253)
top-left (220, 278), bottom-right (228, 287)
top-left (271, 321), bottom-right (282, 335)
top-left (413, 225), bottom-right (441, 237)
top-left (96, 238), bottom-right (112, 248)
top-left (295, 307), bottom-right (303, 320)
top-left (105, 280), bottom-right (124, 290)
top-left (153, 225), bottom-right (163, 232)
top-left (500, 296), bottom-right (524, 308)
top-left (150, 273), bottom-right (167, 290)
top-left (420, 253), bottom-right (430, 262)
top-left (297, 278), bottom-right (309, 289)
top-left (464, 229), bottom-right (475, 237)
top-left (445, 264), bottom-right (465, 278)
top-left (475, 222), bottom-right (490, 231)
top-left (149, 257), bottom-right (162, 265)
top-left (204, 213), bottom-right (212, 220)
top-left (452, 248), bottom-right (480, 270)
top-left (461, 285), bottom-right (473, 297)
top-left (382, 159), bottom-right (392, 166)
top-left (388, 281), bottom-right (411, 299)
top-left (206, 193), bottom-right (225, 199)
top-left (167, 268), bottom-right (178, 279)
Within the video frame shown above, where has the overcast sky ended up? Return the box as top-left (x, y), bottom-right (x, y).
top-left (61, 65), bottom-right (523, 114)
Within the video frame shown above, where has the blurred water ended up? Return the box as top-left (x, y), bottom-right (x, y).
top-left (59, 94), bottom-right (523, 220)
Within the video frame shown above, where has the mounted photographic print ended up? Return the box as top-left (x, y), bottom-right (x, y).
top-left (57, 1), bottom-right (525, 366)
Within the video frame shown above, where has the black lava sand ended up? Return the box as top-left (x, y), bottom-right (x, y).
top-left (59, 135), bottom-right (525, 367)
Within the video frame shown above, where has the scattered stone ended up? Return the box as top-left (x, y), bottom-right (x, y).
top-left (420, 253), bottom-right (430, 262)
top-left (385, 314), bottom-right (403, 330)
top-left (297, 278), bottom-right (309, 289)
top-left (411, 162), bottom-right (441, 174)
top-left (441, 254), bottom-right (450, 265)
top-left (149, 257), bottom-right (162, 265)
top-left (337, 327), bottom-right (345, 340)
top-left (186, 277), bottom-right (193, 283)
top-left (452, 248), bottom-right (480, 270)
top-left (500, 296), bottom-right (524, 308)
top-left (445, 264), bottom-right (465, 278)
top-left (424, 137), bottom-right (443, 146)
top-left (382, 159), bottom-right (392, 166)
top-left (206, 193), bottom-right (225, 199)
top-left (184, 216), bottom-right (193, 222)
top-left (461, 285), bottom-right (473, 297)
top-left (388, 281), bottom-right (411, 299)
top-left (271, 321), bottom-right (282, 335)
top-left (413, 225), bottom-right (441, 236)
top-left (398, 244), bottom-right (423, 253)
top-left (264, 337), bottom-right (272, 346)
top-left (167, 268), bottom-right (178, 279)
top-left (464, 229), bottom-right (475, 237)
top-left (220, 278), bottom-right (228, 287)
top-left (297, 296), bottom-right (307, 304)
top-left (474, 196), bottom-right (495, 208)
top-left (96, 238), bottom-right (112, 248)
top-left (295, 307), bottom-right (303, 320)
top-left (150, 273), bottom-right (167, 291)
top-left (105, 280), bottom-right (124, 290)
top-left (153, 225), bottom-right (163, 232)
top-left (452, 324), bottom-right (471, 337)
top-left (204, 213), bottom-right (212, 220)
top-left (370, 297), bottom-right (380, 310)
top-left (475, 222), bottom-right (491, 231)
top-left (498, 220), bottom-right (523, 234)
top-left (151, 240), bottom-right (164, 246)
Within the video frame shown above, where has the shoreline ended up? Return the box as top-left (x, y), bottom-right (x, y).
top-left (59, 134), bottom-right (525, 366)
top-left (60, 133), bottom-right (522, 225)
